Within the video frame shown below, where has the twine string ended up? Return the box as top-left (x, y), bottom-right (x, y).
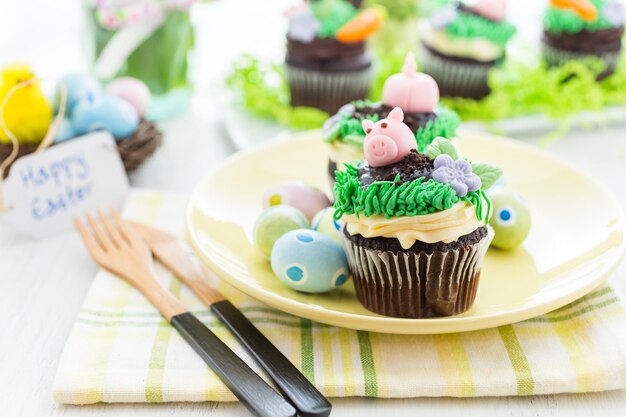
top-left (0, 77), bottom-right (66, 212)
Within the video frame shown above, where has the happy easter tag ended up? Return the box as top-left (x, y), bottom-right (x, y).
top-left (1, 132), bottom-right (129, 238)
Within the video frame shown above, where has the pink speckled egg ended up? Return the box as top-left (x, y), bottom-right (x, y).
top-left (263, 181), bottom-right (331, 221)
top-left (106, 77), bottom-right (151, 117)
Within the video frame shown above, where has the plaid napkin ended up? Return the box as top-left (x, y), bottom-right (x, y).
top-left (54, 190), bottom-right (626, 404)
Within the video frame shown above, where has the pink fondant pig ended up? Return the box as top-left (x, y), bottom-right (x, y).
top-left (382, 52), bottom-right (440, 113)
top-left (468, 0), bottom-right (506, 22)
top-left (362, 107), bottom-right (417, 167)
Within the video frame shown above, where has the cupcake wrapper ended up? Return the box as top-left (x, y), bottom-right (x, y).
top-left (541, 43), bottom-right (620, 79)
top-left (343, 227), bottom-right (494, 318)
top-left (420, 46), bottom-right (493, 99)
top-left (286, 65), bottom-right (372, 114)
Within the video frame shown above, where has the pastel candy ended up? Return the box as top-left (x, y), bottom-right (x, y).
top-left (311, 207), bottom-right (344, 245)
top-left (271, 229), bottom-right (350, 293)
top-left (263, 181), bottom-right (332, 221)
top-left (253, 206), bottom-right (309, 258)
top-left (53, 118), bottom-right (76, 143)
top-left (72, 94), bottom-right (139, 140)
top-left (468, 0), bottom-right (506, 22)
top-left (58, 74), bottom-right (102, 113)
top-left (382, 52), bottom-right (440, 113)
top-left (106, 77), bottom-right (151, 118)
top-left (362, 107), bottom-right (417, 167)
top-left (488, 187), bottom-right (532, 250)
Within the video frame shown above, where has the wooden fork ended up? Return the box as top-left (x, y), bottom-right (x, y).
top-left (74, 210), bottom-right (296, 417)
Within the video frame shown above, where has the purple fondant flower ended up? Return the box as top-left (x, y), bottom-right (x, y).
top-left (288, 10), bottom-right (320, 43)
top-left (432, 154), bottom-right (482, 197)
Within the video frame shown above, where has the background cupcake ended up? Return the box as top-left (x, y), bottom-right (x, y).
top-left (543, 0), bottom-right (624, 79)
top-left (420, 0), bottom-right (516, 99)
top-left (323, 52), bottom-right (460, 186)
top-left (333, 106), bottom-right (501, 318)
top-left (285, 0), bottom-right (385, 114)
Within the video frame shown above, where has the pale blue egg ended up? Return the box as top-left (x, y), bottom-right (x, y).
top-left (271, 229), bottom-right (350, 293)
top-left (72, 94), bottom-right (139, 140)
top-left (311, 207), bottom-right (344, 245)
top-left (53, 118), bottom-right (76, 143)
top-left (253, 205), bottom-right (309, 258)
top-left (58, 74), bottom-right (102, 113)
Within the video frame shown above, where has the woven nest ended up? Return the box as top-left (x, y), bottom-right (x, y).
top-left (0, 120), bottom-right (162, 178)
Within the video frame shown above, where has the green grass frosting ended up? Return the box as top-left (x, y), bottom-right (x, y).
top-left (324, 103), bottom-right (460, 151)
top-left (445, 9), bottom-right (517, 47)
top-left (544, 0), bottom-right (618, 34)
top-left (333, 163), bottom-right (488, 220)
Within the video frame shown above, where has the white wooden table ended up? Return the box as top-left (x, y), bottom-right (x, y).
top-left (2, 1), bottom-right (626, 416)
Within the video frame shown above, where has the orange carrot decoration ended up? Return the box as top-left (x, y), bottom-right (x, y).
top-left (550, 0), bottom-right (598, 22)
top-left (335, 6), bottom-right (386, 43)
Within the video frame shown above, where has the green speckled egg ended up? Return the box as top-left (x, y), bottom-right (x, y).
top-left (253, 206), bottom-right (309, 258)
top-left (489, 188), bottom-right (531, 250)
top-left (311, 207), bottom-right (344, 245)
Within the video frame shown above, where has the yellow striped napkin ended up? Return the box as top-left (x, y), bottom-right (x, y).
top-left (54, 190), bottom-right (626, 404)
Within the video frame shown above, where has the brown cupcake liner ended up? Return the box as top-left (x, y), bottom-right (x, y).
top-left (342, 226), bottom-right (494, 318)
top-left (420, 45), bottom-right (494, 99)
top-left (541, 42), bottom-right (621, 80)
top-left (286, 65), bottom-right (372, 114)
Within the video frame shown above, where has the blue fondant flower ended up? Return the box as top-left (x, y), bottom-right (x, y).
top-left (288, 10), bottom-right (320, 43)
top-left (432, 154), bottom-right (482, 197)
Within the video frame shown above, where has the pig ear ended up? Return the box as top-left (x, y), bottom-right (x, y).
top-left (362, 119), bottom-right (374, 132)
top-left (388, 107), bottom-right (404, 122)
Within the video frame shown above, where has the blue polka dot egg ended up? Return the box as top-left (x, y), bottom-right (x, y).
top-left (311, 207), bottom-right (344, 245)
top-left (271, 229), bottom-right (350, 293)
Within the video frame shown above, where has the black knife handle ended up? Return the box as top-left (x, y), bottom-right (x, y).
top-left (170, 312), bottom-right (296, 417)
top-left (211, 300), bottom-right (332, 417)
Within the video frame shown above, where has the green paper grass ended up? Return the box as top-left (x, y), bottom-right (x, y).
top-left (226, 43), bottom-right (626, 129)
top-left (226, 55), bottom-right (328, 130)
top-left (442, 55), bottom-right (626, 122)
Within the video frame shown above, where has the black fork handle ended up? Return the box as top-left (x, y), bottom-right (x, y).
top-left (211, 300), bottom-right (332, 417)
top-left (171, 312), bottom-right (296, 417)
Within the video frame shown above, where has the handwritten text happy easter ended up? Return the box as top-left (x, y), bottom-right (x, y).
top-left (18, 153), bottom-right (92, 220)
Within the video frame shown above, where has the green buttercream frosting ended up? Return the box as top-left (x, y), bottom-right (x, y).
top-left (312, 0), bottom-right (357, 38)
top-left (544, 0), bottom-right (617, 34)
top-left (324, 103), bottom-right (460, 152)
top-left (333, 163), bottom-right (488, 220)
top-left (445, 9), bottom-right (517, 47)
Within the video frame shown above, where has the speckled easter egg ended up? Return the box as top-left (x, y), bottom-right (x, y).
top-left (72, 94), bottom-right (139, 139)
top-left (271, 229), bottom-right (350, 293)
top-left (311, 207), bottom-right (344, 245)
top-left (263, 181), bottom-right (331, 221)
top-left (53, 118), bottom-right (76, 143)
top-left (253, 206), bottom-right (309, 258)
top-left (489, 187), bottom-right (531, 250)
top-left (58, 74), bottom-right (102, 113)
top-left (106, 77), bottom-right (151, 118)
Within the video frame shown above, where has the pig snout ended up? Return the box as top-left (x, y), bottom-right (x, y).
top-left (364, 135), bottom-right (399, 167)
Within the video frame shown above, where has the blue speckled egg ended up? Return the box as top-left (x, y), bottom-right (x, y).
top-left (271, 229), bottom-right (350, 293)
top-left (58, 74), bottom-right (102, 113)
top-left (72, 94), bottom-right (139, 139)
top-left (311, 207), bottom-right (344, 245)
top-left (53, 118), bottom-right (76, 143)
top-left (254, 206), bottom-right (309, 258)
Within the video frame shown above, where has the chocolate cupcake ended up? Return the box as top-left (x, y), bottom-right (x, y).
top-left (420, 0), bottom-right (516, 99)
top-left (285, 0), bottom-right (385, 114)
top-left (542, 0), bottom-right (624, 79)
top-left (323, 53), bottom-right (460, 188)
top-left (333, 107), bottom-right (500, 318)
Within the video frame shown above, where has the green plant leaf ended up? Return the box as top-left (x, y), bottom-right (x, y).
top-left (424, 137), bottom-right (458, 160)
top-left (471, 162), bottom-right (503, 190)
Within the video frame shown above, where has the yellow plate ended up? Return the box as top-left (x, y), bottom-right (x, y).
top-left (187, 130), bottom-right (625, 334)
